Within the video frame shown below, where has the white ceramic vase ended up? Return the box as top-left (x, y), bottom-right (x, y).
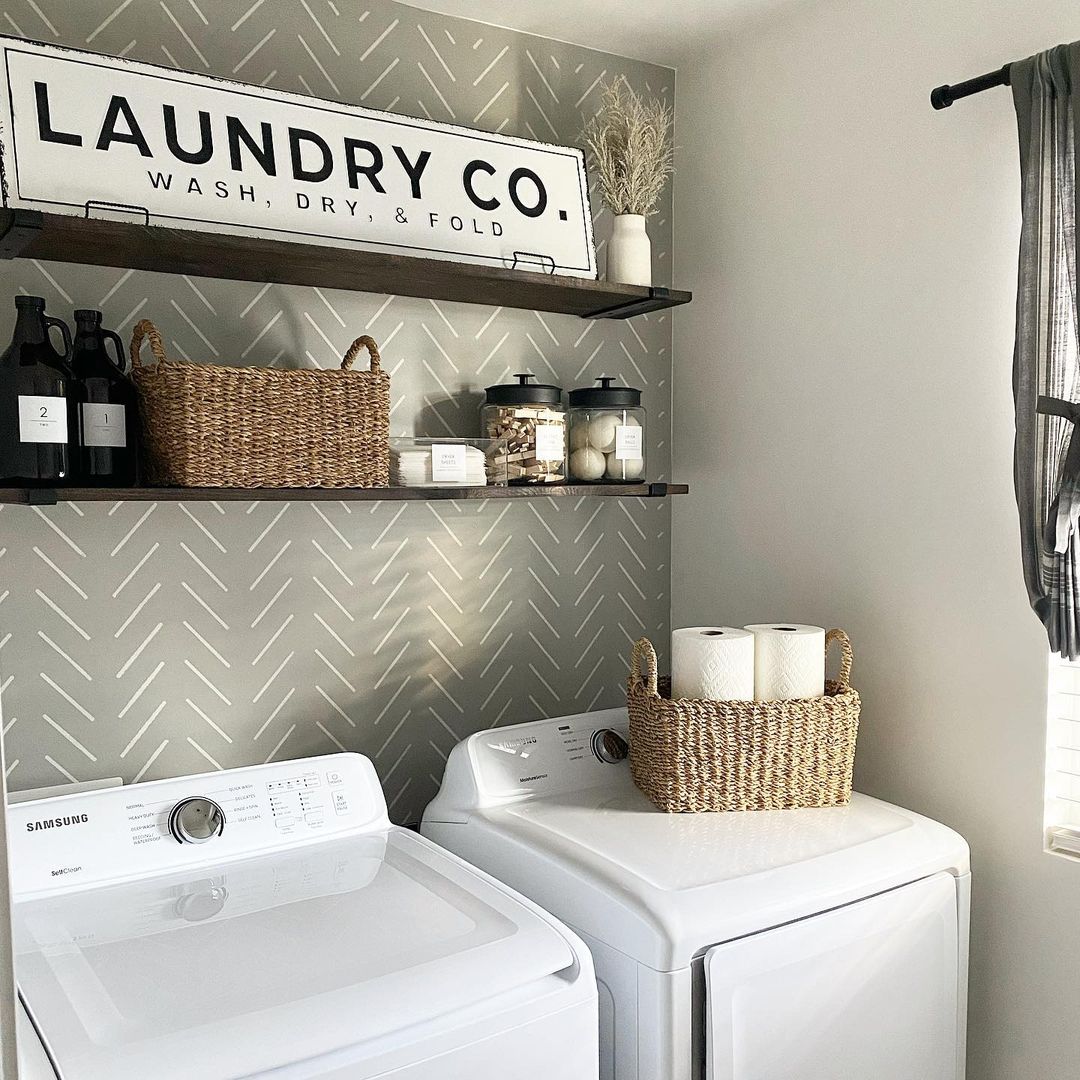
top-left (607, 213), bottom-right (652, 287)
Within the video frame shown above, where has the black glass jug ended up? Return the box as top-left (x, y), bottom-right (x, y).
top-left (0, 296), bottom-right (74, 484)
top-left (71, 309), bottom-right (138, 486)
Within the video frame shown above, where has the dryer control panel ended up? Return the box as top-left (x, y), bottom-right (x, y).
top-left (9, 753), bottom-right (388, 898)
top-left (431, 709), bottom-right (632, 816)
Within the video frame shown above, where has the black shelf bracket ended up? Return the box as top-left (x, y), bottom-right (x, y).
top-left (647, 482), bottom-right (670, 498)
top-left (584, 286), bottom-right (688, 321)
top-left (26, 488), bottom-right (58, 506)
top-left (0, 208), bottom-right (43, 260)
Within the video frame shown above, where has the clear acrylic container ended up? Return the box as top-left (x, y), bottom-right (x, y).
top-left (390, 437), bottom-right (509, 487)
top-left (567, 377), bottom-right (645, 483)
top-left (480, 374), bottom-right (566, 485)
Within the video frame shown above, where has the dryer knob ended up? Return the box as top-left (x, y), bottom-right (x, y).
top-left (592, 728), bottom-right (629, 764)
top-left (169, 797), bottom-right (226, 845)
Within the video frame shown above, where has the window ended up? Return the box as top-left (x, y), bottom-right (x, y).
top-left (1046, 653), bottom-right (1080, 856)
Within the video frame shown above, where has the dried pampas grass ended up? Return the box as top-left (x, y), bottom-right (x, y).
top-left (582, 76), bottom-right (674, 217)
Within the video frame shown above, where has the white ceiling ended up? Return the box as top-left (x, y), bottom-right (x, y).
top-left (402, 0), bottom-right (787, 67)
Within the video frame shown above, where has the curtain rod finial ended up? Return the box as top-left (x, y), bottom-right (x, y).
top-left (931, 84), bottom-right (954, 109)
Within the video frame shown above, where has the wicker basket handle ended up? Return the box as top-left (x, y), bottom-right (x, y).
top-left (630, 638), bottom-right (660, 695)
top-left (826, 628), bottom-right (854, 690)
top-left (341, 335), bottom-right (381, 373)
top-left (129, 319), bottom-right (168, 369)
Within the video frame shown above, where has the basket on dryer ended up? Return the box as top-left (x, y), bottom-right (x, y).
top-left (626, 630), bottom-right (861, 813)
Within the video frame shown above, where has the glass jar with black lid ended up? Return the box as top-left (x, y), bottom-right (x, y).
top-left (481, 374), bottom-right (566, 484)
top-left (568, 376), bottom-right (646, 483)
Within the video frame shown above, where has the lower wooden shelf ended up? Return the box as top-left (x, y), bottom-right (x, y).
top-left (0, 482), bottom-right (688, 506)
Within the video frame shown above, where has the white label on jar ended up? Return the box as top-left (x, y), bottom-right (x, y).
top-left (430, 443), bottom-right (467, 483)
top-left (534, 423), bottom-right (564, 460)
top-left (18, 395), bottom-right (68, 444)
top-left (81, 402), bottom-right (127, 448)
top-left (614, 424), bottom-right (643, 460)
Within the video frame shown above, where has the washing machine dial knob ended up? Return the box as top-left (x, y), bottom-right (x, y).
top-left (591, 729), bottom-right (629, 764)
top-left (174, 882), bottom-right (229, 922)
top-left (169, 797), bottom-right (226, 845)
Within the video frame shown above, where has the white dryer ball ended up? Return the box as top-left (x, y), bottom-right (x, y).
top-left (588, 414), bottom-right (621, 453)
top-left (569, 423), bottom-right (590, 451)
top-left (605, 453), bottom-right (644, 480)
top-left (570, 447), bottom-right (606, 481)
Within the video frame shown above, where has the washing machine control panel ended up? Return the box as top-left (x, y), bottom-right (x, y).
top-left (470, 709), bottom-right (631, 801)
top-left (9, 753), bottom-right (387, 898)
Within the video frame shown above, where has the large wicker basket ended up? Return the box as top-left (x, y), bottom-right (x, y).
top-left (129, 319), bottom-right (390, 488)
top-left (627, 629), bottom-right (860, 813)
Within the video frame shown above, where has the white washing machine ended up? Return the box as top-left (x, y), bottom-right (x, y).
top-left (7, 752), bottom-right (597, 1079)
top-left (422, 708), bottom-right (971, 1080)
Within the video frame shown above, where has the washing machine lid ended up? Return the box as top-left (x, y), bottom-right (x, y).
top-left (425, 710), bottom-right (970, 970)
top-left (14, 828), bottom-right (575, 1080)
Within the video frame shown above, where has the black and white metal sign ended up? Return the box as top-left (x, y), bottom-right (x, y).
top-left (0, 39), bottom-right (597, 278)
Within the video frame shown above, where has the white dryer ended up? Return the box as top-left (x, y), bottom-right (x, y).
top-left (8, 753), bottom-right (597, 1079)
top-left (422, 708), bottom-right (971, 1080)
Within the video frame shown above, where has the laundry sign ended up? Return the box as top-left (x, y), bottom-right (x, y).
top-left (0, 38), bottom-right (597, 278)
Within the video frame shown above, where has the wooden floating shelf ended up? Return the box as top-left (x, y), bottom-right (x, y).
top-left (0, 209), bottom-right (691, 321)
top-left (0, 483), bottom-right (689, 506)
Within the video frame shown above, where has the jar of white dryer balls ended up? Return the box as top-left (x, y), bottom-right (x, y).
top-left (481, 374), bottom-right (567, 484)
top-left (568, 377), bottom-right (646, 483)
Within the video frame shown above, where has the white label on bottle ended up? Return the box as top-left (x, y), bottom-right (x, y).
top-left (614, 424), bottom-right (643, 460)
top-left (18, 395), bottom-right (68, 444)
top-left (534, 423), bottom-right (564, 461)
top-left (81, 402), bottom-right (127, 448)
top-left (430, 443), bottom-right (467, 483)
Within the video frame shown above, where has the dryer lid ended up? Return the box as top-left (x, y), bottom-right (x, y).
top-left (14, 829), bottom-right (575, 1080)
top-left (424, 711), bottom-right (969, 971)
top-left (481, 788), bottom-right (967, 969)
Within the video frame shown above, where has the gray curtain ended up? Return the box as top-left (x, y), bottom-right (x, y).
top-left (1012, 45), bottom-right (1080, 658)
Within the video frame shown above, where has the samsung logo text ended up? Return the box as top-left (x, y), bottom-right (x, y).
top-left (26, 814), bottom-right (89, 832)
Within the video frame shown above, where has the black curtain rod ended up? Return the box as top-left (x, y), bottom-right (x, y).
top-left (930, 63), bottom-right (1012, 109)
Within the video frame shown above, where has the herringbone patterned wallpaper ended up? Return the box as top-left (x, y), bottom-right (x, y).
top-left (0, 0), bottom-right (675, 825)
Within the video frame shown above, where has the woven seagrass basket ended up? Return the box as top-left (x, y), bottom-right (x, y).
top-left (129, 319), bottom-right (390, 489)
top-left (627, 629), bottom-right (860, 813)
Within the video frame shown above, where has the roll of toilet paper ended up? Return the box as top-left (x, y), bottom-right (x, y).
top-left (671, 627), bottom-right (755, 702)
top-left (744, 623), bottom-right (826, 701)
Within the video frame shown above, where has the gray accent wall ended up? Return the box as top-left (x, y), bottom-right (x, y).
top-left (0, 0), bottom-right (675, 824)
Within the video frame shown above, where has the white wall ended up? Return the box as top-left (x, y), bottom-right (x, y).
top-left (673, 2), bottom-right (1080, 1077)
